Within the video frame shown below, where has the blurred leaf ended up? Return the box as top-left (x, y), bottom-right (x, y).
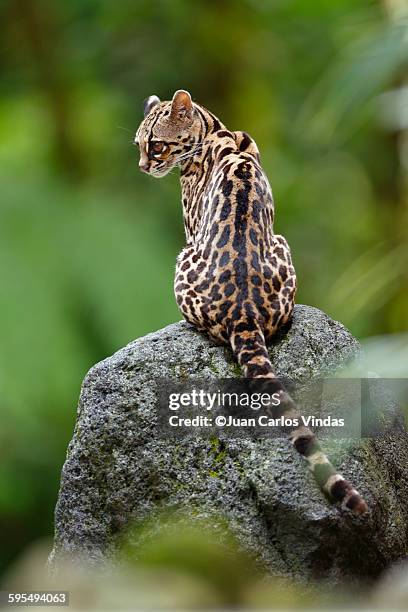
top-left (327, 243), bottom-right (408, 325)
top-left (296, 17), bottom-right (408, 144)
top-left (120, 514), bottom-right (258, 606)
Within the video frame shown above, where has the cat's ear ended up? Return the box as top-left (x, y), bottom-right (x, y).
top-left (143, 95), bottom-right (161, 117)
top-left (170, 90), bottom-right (193, 122)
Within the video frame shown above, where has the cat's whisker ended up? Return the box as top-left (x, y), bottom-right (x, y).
top-left (178, 142), bottom-right (204, 157)
top-left (175, 150), bottom-right (199, 161)
top-left (174, 145), bottom-right (203, 164)
top-left (117, 125), bottom-right (134, 134)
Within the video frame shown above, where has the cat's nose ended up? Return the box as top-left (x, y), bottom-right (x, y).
top-left (139, 161), bottom-right (150, 173)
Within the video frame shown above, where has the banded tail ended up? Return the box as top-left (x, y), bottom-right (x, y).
top-left (229, 322), bottom-right (368, 515)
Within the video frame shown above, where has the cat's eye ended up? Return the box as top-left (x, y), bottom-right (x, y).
top-left (151, 142), bottom-right (166, 153)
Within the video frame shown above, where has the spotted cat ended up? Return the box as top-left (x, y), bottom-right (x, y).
top-left (135, 90), bottom-right (368, 515)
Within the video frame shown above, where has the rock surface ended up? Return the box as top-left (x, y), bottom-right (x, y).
top-left (51, 305), bottom-right (408, 581)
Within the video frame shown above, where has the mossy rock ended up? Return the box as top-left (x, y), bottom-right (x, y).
top-left (50, 305), bottom-right (408, 582)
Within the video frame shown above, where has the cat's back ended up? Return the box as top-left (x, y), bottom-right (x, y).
top-left (204, 129), bottom-right (273, 222)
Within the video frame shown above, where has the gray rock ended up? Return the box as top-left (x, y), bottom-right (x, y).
top-left (51, 305), bottom-right (408, 582)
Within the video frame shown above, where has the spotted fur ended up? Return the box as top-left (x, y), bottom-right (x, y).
top-left (135, 90), bottom-right (368, 515)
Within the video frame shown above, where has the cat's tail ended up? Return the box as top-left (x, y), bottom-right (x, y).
top-left (229, 321), bottom-right (368, 515)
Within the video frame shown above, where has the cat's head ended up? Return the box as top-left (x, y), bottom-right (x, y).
top-left (134, 90), bottom-right (201, 177)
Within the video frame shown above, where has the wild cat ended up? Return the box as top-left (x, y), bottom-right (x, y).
top-left (134, 89), bottom-right (368, 515)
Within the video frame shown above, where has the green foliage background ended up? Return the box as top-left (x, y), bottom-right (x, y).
top-left (0, 0), bottom-right (407, 579)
